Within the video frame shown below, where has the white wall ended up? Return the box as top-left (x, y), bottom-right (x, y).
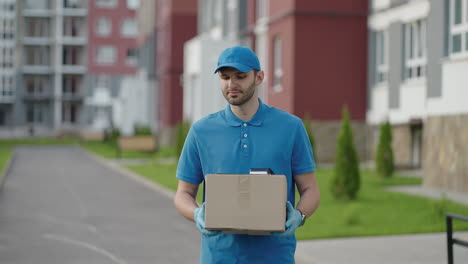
top-left (367, 85), bottom-right (389, 124)
top-left (183, 35), bottom-right (237, 123)
top-left (427, 58), bottom-right (468, 115)
top-left (116, 69), bottom-right (154, 135)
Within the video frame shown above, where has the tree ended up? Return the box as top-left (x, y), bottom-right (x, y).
top-left (376, 121), bottom-right (394, 177)
top-left (302, 113), bottom-right (317, 162)
top-left (330, 106), bottom-right (360, 200)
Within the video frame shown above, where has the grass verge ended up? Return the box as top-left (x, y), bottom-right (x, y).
top-left (126, 162), bottom-right (468, 240)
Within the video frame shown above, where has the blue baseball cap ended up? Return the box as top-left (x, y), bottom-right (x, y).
top-left (214, 46), bottom-right (261, 74)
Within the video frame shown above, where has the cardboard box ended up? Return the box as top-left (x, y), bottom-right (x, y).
top-left (204, 174), bottom-right (287, 235)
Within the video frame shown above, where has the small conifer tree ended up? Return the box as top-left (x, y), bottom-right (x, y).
top-left (376, 121), bottom-right (394, 178)
top-left (330, 106), bottom-right (361, 200)
top-left (302, 113), bottom-right (317, 161)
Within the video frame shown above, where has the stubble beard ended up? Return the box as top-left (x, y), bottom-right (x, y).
top-left (224, 79), bottom-right (256, 106)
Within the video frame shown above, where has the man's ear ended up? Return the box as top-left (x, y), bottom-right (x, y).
top-left (256, 70), bottom-right (265, 85)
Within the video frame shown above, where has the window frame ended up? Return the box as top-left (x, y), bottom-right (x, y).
top-left (449, 0), bottom-right (468, 58)
top-left (95, 46), bottom-right (116, 65)
top-left (375, 30), bottom-right (388, 86)
top-left (404, 19), bottom-right (427, 81)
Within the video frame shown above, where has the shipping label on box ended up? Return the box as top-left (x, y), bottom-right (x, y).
top-left (204, 174), bottom-right (287, 235)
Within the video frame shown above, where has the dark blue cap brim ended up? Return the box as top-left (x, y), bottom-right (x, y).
top-left (214, 62), bottom-right (254, 74)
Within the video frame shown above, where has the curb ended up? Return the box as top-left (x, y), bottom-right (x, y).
top-left (79, 147), bottom-right (175, 200)
top-left (0, 149), bottom-right (15, 190)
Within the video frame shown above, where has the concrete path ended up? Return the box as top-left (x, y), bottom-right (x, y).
top-left (0, 146), bottom-right (200, 264)
top-left (296, 232), bottom-right (468, 264)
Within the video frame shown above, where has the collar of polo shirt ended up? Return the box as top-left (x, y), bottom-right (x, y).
top-left (223, 98), bottom-right (266, 127)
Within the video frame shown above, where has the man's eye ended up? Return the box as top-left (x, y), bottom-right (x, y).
top-left (237, 75), bottom-right (246, 79)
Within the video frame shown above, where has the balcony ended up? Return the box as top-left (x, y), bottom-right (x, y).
top-left (62, 65), bottom-right (86, 74)
top-left (22, 65), bottom-right (53, 75)
top-left (22, 36), bottom-right (52, 45)
top-left (62, 8), bottom-right (87, 16)
top-left (22, 9), bottom-right (54, 17)
top-left (22, 93), bottom-right (53, 102)
top-left (62, 36), bottom-right (87, 46)
top-left (0, 95), bottom-right (15, 104)
top-left (62, 93), bottom-right (84, 102)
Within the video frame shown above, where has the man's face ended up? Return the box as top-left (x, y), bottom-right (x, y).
top-left (219, 68), bottom-right (259, 106)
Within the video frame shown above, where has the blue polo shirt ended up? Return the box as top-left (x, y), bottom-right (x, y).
top-left (176, 99), bottom-right (316, 264)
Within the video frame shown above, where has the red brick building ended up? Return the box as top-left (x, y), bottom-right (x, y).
top-left (248, 0), bottom-right (369, 162)
top-left (155, 0), bottom-right (198, 131)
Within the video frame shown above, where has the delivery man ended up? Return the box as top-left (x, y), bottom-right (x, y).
top-left (174, 46), bottom-right (320, 263)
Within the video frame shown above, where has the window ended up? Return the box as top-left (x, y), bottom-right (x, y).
top-left (25, 76), bottom-right (49, 95)
top-left (96, 46), bottom-right (116, 65)
top-left (375, 30), bottom-right (388, 85)
top-left (62, 103), bottom-right (78, 123)
top-left (63, 17), bottom-right (82, 37)
top-left (273, 36), bottom-right (283, 93)
top-left (25, 18), bottom-right (50, 37)
top-left (96, 0), bottom-right (117, 8)
top-left (403, 20), bottom-right (427, 80)
top-left (64, 0), bottom-right (82, 8)
top-left (121, 19), bottom-right (138, 37)
top-left (24, 46), bottom-right (50, 65)
top-left (126, 48), bottom-right (138, 65)
top-left (26, 104), bottom-right (44, 124)
top-left (96, 17), bottom-right (112, 36)
top-left (449, 0), bottom-right (468, 56)
top-left (127, 0), bottom-right (140, 10)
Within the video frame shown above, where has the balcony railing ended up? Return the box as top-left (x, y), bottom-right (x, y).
top-left (22, 65), bottom-right (53, 74)
top-left (62, 93), bottom-right (84, 102)
top-left (22, 36), bottom-right (52, 45)
top-left (22, 93), bottom-right (53, 101)
top-left (22, 9), bottom-right (54, 17)
top-left (62, 65), bottom-right (86, 74)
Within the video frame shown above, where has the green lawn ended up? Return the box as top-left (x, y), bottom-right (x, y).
top-left (126, 161), bottom-right (468, 240)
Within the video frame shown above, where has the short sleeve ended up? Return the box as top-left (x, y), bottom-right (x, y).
top-left (176, 127), bottom-right (204, 184)
top-left (291, 120), bottom-right (316, 176)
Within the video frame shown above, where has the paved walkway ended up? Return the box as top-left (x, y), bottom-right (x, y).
top-left (296, 232), bottom-right (468, 264)
top-left (0, 146), bottom-right (199, 264)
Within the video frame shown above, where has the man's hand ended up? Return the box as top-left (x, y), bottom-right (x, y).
top-left (271, 201), bottom-right (303, 237)
top-left (194, 203), bottom-right (221, 236)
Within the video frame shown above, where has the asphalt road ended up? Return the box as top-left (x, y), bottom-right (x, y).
top-left (0, 146), bottom-right (200, 264)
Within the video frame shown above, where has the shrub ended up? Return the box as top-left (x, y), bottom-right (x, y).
top-left (376, 121), bottom-right (394, 178)
top-left (104, 127), bottom-right (121, 144)
top-left (134, 124), bottom-right (152, 136)
top-left (303, 113), bottom-right (318, 162)
top-left (330, 106), bottom-right (361, 200)
top-left (176, 121), bottom-right (191, 159)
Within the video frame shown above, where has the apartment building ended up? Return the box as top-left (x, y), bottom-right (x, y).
top-left (13, 0), bottom-right (87, 137)
top-left (0, 0), bottom-right (15, 133)
top-left (368, 0), bottom-right (468, 192)
top-left (85, 0), bottom-right (152, 136)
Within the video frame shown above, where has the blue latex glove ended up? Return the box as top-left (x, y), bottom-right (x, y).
top-left (271, 201), bottom-right (303, 237)
top-left (194, 203), bottom-right (221, 236)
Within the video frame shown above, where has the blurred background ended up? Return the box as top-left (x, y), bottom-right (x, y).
top-left (0, 0), bottom-right (467, 194)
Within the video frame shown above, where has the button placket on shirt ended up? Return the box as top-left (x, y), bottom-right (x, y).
top-left (241, 123), bottom-right (249, 156)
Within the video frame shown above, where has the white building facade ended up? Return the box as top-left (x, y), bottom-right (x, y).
top-left (183, 0), bottom-right (250, 123)
top-left (368, 0), bottom-right (468, 192)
